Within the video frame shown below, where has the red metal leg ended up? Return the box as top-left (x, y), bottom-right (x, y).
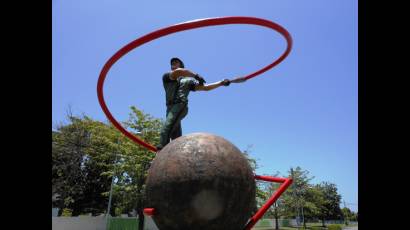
top-left (143, 208), bottom-right (155, 216)
top-left (244, 175), bottom-right (293, 230)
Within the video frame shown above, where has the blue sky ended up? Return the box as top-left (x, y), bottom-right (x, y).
top-left (52, 0), bottom-right (358, 212)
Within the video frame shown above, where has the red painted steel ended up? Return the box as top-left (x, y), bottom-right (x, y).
top-left (244, 175), bottom-right (293, 230)
top-left (97, 17), bottom-right (293, 229)
top-left (97, 16), bottom-right (292, 152)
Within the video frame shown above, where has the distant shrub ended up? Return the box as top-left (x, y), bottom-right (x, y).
top-left (61, 208), bottom-right (73, 217)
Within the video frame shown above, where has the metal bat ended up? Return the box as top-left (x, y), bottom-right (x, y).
top-left (229, 77), bottom-right (247, 83)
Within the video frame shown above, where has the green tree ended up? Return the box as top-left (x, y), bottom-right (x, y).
top-left (52, 115), bottom-right (115, 216)
top-left (306, 185), bottom-right (327, 225)
top-left (52, 106), bottom-right (161, 224)
top-left (256, 169), bottom-right (322, 229)
top-left (111, 106), bottom-right (160, 229)
top-left (314, 182), bottom-right (343, 226)
top-left (281, 167), bottom-right (315, 228)
top-left (350, 210), bottom-right (358, 222)
top-left (341, 207), bottom-right (357, 225)
top-left (242, 145), bottom-right (265, 215)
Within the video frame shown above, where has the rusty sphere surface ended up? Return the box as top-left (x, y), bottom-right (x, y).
top-left (145, 133), bottom-right (256, 230)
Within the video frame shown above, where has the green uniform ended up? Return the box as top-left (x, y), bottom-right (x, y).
top-left (158, 73), bottom-right (199, 149)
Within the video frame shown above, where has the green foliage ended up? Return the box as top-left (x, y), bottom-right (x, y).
top-left (281, 219), bottom-right (290, 227)
top-left (61, 208), bottom-right (73, 217)
top-left (52, 115), bottom-right (114, 216)
top-left (349, 210), bottom-right (358, 222)
top-left (315, 182), bottom-right (343, 221)
top-left (280, 167), bottom-right (315, 219)
top-left (241, 145), bottom-right (264, 214)
top-left (342, 207), bottom-right (358, 223)
top-left (52, 106), bottom-right (161, 216)
top-left (53, 106), bottom-right (349, 225)
top-left (254, 167), bottom-right (344, 228)
top-left (110, 106), bottom-right (161, 216)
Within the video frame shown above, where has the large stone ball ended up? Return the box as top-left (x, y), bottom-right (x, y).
top-left (145, 133), bottom-right (256, 230)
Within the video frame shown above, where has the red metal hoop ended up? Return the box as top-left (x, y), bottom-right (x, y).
top-left (97, 16), bottom-right (292, 152)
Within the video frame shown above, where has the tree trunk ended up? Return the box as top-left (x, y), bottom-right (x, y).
top-left (138, 208), bottom-right (145, 230)
top-left (136, 179), bottom-right (145, 230)
top-left (56, 200), bottom-right (64, 216)
top-left (322, 218), bottom-right (325, 227)
top-left (58, 206), bottom-right (63, 216)
top-left (136, 166), bottom-right (146, 230)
